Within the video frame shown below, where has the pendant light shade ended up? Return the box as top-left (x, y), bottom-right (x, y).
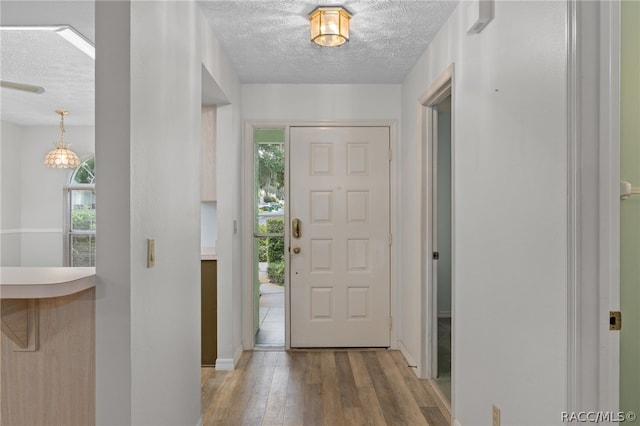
top-left (309, 6), bottom-right (351, 47)
top-left (44, 109), bottom-right (81, 168)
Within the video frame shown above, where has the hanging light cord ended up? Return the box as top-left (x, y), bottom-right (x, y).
top-left (56, 109), bottom-right (68, 148)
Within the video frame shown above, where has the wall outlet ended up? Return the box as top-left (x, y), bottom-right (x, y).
top-left (492, 404), bottom-right (501, 426)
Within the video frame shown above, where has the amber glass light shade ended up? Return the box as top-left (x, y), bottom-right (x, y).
top-left (309, 7), bottom-right (351, 47)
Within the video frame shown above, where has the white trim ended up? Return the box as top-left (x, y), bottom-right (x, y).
top-left (566, 0), bottom-right (620, 414)
top-left (598, 0), bottom-right (620, 413)
top-left (566, 0), bottom-right (579, 413)
top-left (0, 228), bottom-right (63, 234)
top-left (215, 346), bottom-right (243, 371)
top-left (399, 340), bottom-right (419, 369)
top-left (242, 120), bottom-right (399, 351)
top-left (452, 418), bottom-right (462, 426)
top-left (195, 417), bottom-right (203, 426)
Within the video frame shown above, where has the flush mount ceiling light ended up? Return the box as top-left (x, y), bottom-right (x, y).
top-left (309, 6), bottom-right (352, 47)
top-left (0, 25), bottom-right (95, 59)
top-left (44, 110), bottom-right (81, 169)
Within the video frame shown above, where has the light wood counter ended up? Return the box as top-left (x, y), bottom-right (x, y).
top-left (1, 267), bottom-right (96, 425)
top-left (0, 266), bottom-right (95, 299)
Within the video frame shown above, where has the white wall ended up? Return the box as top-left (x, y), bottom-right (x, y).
top-left (242, 84), bottom-right (401, 122)
top-left (0, 122), bottom-right (94, 267)
top-left (199, 8), bottom-right (243, 369)
top-left (400, 2), bottom-right (567, 425)
top-left (1, 121), bottom-right (22, 266)
top-left (95, 1), bottom-right (242, 424)
top-left (200, 203), bottom-right (217, 249)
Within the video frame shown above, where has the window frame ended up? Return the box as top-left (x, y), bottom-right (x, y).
top-left (64, 156), bottom-right (96, 267)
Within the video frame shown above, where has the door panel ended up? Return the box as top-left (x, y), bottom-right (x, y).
top-left (290, 126), bottom-right (390, 347)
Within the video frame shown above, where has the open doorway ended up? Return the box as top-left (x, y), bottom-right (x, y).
top-left (419, 64), bottom-right (454, 407)
top-left (253, 128), bottom-right (285, 347)
top-left (432, 95), bottom-right (452, 401)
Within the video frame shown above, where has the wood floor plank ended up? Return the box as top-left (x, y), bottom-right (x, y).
top-left (347, 352), bottom-right (389, 426)
top-left (303, 383), bottom-right (324, 425)
top-left (202, 351), bottom-right (252, 425)
top-left (362, 351), bottom-right (407, 426)
top-left (283, 351), bottom-right (306, 425)
top-left (377, 350), bottom-right (429, 426)
top-left (334, 351), bottom-right (361, 409)
top-left (305, 351), bottom-right (322, 385)
top-left (241, 351), bottom-right (280, 425)
top-left (421, 407), bottom-right (450, 426)
top-left (261, 365), bottom-right (290, 426)
top-left (320, 351), bottom-right (347, 426)
top-left (201, 350), bottom-right (450, 426)
top-left (389, 350), bottom-right (438, 408)
top-left (220, 351), bottom-right (267, 424)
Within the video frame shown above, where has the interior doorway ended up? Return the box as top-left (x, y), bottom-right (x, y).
top-left (419, 64), bottom-right (454, 406)
top-left (432, 95), bottom-right (452, 402)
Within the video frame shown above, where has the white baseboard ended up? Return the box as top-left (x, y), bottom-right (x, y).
top-left (233, 344), bottom-right (243, 366)
top-left (195, 416), bottom-right (203, 426)
top-left (215, 345), bottom-right (244, 370)
top-left (398, 341), bottom-right (425, 379)
top-left (453, 417), bottom-right (462, 426)
top-left (215, 358), bottom-right (234, 370)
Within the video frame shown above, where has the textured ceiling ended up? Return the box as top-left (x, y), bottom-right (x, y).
top-left (198, 0), bottom-right (459, 84)
top-left (1, 1), bottom-right (95, 126)
top-left (0, 0), bottom-right (458, 126)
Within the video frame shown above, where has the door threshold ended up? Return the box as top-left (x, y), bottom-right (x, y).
top-left (252, 345), bottom-right (285, 351)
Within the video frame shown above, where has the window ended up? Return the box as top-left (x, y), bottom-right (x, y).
top-left (65, 157), bottom-right (95, 267)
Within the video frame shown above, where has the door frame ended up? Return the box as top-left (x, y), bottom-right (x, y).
top-left (417, 65), bottom-right (454, 386)
top-left (566, 0), bottom-right (620, 413)
top-left (243, 121), bottom-right (399, 350)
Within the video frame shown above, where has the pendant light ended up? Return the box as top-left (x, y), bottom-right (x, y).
top-left (44, 109), bottom-right (81, 168)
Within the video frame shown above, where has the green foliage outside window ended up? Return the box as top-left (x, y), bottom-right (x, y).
top-left (72, 205), bottom-right (96, 231)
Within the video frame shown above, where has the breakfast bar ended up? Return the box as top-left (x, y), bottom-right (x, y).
top-left (1, 267), bottom-right (96, 425)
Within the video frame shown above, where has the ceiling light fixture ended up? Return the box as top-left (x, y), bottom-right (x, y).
top-left (0, 25), bottom-right (95, 59)
top-left (309, 6), bottom-right (351, 47)
top-left (44, 110), bottom-right (81, 169)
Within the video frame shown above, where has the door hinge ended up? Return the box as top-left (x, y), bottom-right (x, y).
top-left (389, 149), bottom-right (393, 162)
top-left (389, 234), bottom-right (393, 246)
top-left (389, 317), bottom-right (393, 330)
top-left (610, 311), bottom-right (622, 331)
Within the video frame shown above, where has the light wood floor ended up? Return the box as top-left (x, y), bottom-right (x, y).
top-left (201, 350), bottom-right (451, 426)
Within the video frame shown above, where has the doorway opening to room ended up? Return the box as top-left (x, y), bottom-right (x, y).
top-left (431, 94), bottom-right (452, 402)
top-left (253, 128), bottom-right (286, 347)
top-left (420, 65), bottom-right (454, 407)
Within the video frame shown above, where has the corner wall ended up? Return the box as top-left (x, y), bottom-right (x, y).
top-left (95, 2), bottom-right (242, 424)
top-left (400, 2), bottom-right (567, 424)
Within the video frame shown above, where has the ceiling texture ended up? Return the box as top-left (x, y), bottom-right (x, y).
top-left (1, 0), bottom-right (458, 126)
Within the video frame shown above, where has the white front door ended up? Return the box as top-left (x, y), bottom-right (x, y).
top-left (289, 126), bottom-right (391, 347)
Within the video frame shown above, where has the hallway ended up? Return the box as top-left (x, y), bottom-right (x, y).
top-left (201, 350), bottom-right (450, 426)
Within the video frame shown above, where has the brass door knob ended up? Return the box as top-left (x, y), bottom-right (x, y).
top-left (293, 247), bottom-right (301, 254)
